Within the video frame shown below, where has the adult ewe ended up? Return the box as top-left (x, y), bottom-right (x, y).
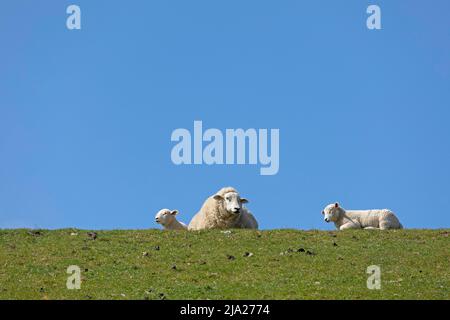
top-left (322, 203), bottom-right (403, 230)
top-left (188, 187), bottom-right (258, 230)
top-left (155, 209), bottom-right (187, 230)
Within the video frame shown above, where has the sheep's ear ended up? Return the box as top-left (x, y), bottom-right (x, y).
top-left (334, 202), bottom-right (339, 208)
top-left (170, 210), bottom-right (179, 215)
top-left (240, 198), bottom-right (249, 204)
top-left (213, 194), bottom-right (223, 201)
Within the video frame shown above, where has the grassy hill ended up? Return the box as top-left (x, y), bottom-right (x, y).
top-left (0, 228), bottom-right (448, 300)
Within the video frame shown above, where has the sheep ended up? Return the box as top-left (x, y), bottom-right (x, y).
top-left (188, 187), bottom-right (259, 230)
top-left (321, 202), bottom-right (403, 230)
top-left (155, 209), bottom-right (187, 230)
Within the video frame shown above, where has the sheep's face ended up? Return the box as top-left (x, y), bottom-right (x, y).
top-left (214, 192), bottom-right (248, 215)
top-left (322, 203), bottom-right (341, 223)
top-left (155, 209), bottom-right (178, 226)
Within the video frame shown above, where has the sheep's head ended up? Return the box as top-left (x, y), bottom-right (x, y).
top-left (155, 209), bottom-right (179, 226)
top-left (322, 202), bottom-right (342, 223)
top-left (213, 191), bottom-right (248, 215)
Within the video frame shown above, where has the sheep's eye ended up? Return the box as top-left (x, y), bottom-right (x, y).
top-left (322, 211), bottom-right (324, 215)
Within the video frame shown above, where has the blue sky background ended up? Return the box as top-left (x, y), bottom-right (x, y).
top-left (1, 1), bottom-right (449, 230)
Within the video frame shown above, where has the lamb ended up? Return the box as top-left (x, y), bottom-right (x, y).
top-left (188, 187), bottom-right (259, 230)
top-left (321, 202), bottom-right (403, 230)
top-left (155, 209), bottom-right (187, 230)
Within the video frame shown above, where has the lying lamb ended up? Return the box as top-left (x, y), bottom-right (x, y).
top-left (155, 209), bottom-right (187, 230)
top-left (322, 202), bottom-right (403, 230)
top-left (188, 187), bottom-right (259, 230)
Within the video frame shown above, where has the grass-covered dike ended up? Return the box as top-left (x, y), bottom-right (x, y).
top-left (0, 229), bottom-right (448, 300)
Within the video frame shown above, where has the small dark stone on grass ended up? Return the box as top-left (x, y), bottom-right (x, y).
top-left (227, 254), bottom-right (236, 260)
top-left (154, 246), bottom-right (160, 251)
top-left (171, 264), bottom-right (177, 270)
top-left (87, 232), bottom-right (97, 240)
top-left (333, 242), bottom-right (338, 247)
top-left (297, 248), bottom-right (305, 252)
top-left (306, 250), bottom-right (315, 256)
top-left (243, 252), bottom-right (253, 257)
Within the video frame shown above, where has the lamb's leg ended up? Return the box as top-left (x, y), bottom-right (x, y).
top-left (380, 215), bottom-right (402, 230)
top-left (380, 217), bottom-right (399, 230)
top-left (339, 223), bottom-right (360, 230)
top-left (379, 221), bottom-right (391, 230)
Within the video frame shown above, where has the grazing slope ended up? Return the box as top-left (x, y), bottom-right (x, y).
top-left (0, 229), bottom-right (448, 300)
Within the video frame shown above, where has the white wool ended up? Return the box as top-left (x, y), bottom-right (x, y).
top-left (188, 187), bottom-right (259, 230)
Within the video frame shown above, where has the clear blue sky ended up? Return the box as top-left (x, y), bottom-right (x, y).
top-left (1, 1), bottom-right (449, 230)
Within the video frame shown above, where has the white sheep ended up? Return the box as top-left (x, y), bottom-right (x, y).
top-left (155, 209), bottom-right (187, 230)
top-left (322, 202), bottom-right (403, 230)
top-left (188, 187), bottom-right (259, 230)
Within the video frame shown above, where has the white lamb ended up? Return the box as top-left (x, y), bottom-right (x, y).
top-left (188, 187), bottom-right (259, 230)
top-left (155, 209), bottom-right (187, 230)
top-left (322, 203), bottom-right (403, 230)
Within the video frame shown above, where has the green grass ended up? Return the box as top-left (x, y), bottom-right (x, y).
top-left (0, 228), bottom-right (448, 300)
